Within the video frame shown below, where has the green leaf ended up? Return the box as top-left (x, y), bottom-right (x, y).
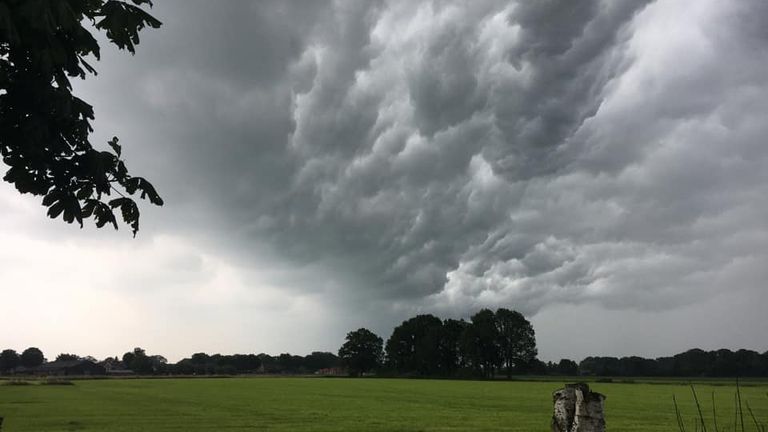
top-left (47, 201), bottom-right (65, 219)
top-left (93, 201), bottom-right (118, 230)
top-left (62, 195), bottom-right (82, 226)
top-left (108, 197), bottom-right (131, 208)
top-left (96, 1), bottom-right (162, 54)
top-left (81, 199), bottom-right (98, 218)
top-left (109, 197), bottom-right (140, 236)
top-left (124, 176), bottom-right (163, 205)
top-left (42, 191), bottom-right (59, 207)
top-left (76, 184), bottom-right (94, 200)
top-left (107, 136), bottom-right (121, 157)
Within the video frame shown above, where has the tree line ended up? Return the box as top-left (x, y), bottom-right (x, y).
top-left (0, 346), bottom-right (342, 376)
top-left (578, 348), bottom-right (768, 378)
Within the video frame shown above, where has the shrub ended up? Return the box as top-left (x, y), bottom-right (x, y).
top-left (41, 378), bottom-right (75, 386)
top-left (3, 379), bottom-right (31, 386)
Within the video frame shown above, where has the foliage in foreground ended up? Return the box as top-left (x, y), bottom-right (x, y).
top-left (0, 0), bottom-right (163, 235)
top-left (674, 382), bottom-right (767, 432)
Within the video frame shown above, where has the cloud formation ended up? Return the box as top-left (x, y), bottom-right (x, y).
top-left (86, 0), bottom-right (768, 314)
top-left (3, 0), bottom-right (768, 359)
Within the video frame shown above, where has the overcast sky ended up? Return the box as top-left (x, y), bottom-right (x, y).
top-left (2, 0), bottom-right (768, 362)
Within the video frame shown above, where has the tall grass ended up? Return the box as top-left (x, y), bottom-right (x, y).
top-left (674, 380), bottom-right (766, 432)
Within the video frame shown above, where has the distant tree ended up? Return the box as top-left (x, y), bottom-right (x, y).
top-left (495, 308), bottom-right (537, 377)
top-left (122, 347), bottom-right (153, 374)
top-left (617, 356), bottom-right (657, 376)
top-left (673, 349), bottom-right (711, 377)
top-left (338, 328), bottom-right (383, 377)
top-left (733, 349), bottom-right (767, 377)
top-left (579, 356), bottom-right (620, 376)
top-left (439, 318), bottom-right (469, 376)
top-left (303, 352), bottom-right (340, 372)
top-left (655, 356), bottom-right (675, 377)
top-left (169, 358), bottom-right (193, 375)
top-left (122, 350), bottom-right (135, 367)
top-left (149, 355), bottom-right (167, 373)
top-left (187, 352), bottom-right (211, 374)
top-left (525, 358), bottom-right (548, 375)
top-left (555, 359), bottom-right (579, 376)
top-left (221, 354), bottom-right (261, 373)
top-left (0, 349), bottom-right (20, 372)
top-left (276, 353), bottom-right (306, 374)
top-left (385, 314), bottom-right (443, 376)
top-left (461, 309), bottom-right (501, 378)
top-left (0, 0), bottom-right (164, 235)
top-left (20, 347), bottom-right (45, 368)
top-left (710, 349), bottom-right (737, 377)
top-left (190, 352), bottom-right (210, 364)
top-left (56, 353), bottom-right (80, 362)
top-left (99, 356), bottom-right (124, 371)
top-left (205, 354), bottom-right (233, 375)
top-left (257, 353), bottom-right (277, 374)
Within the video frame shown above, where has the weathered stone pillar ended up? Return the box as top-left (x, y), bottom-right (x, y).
top-left (551, 383), bottom-right (606, 432)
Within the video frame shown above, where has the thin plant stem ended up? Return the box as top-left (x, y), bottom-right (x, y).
top-left (737, 378), bottom-right (745, 432)
top-left (712, 391), bottom-right (719, 432)
top-left (674, 394), bottom-right (687, 432)
top-left (746, 401), bottom-right (765, 432)
top-left (691, 385), bottom-right (708, 432)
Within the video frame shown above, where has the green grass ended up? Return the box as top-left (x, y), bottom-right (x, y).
top-left (0, 377), bottom-right (766, 431)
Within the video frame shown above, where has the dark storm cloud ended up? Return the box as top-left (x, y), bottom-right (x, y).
top-left (78, 0), bottom-right (768, 322)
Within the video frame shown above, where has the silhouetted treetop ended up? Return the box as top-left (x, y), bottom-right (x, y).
top-left (339, 328), bottom-right (383, 377)
top-left (55, 353), bottom-right (81, 362)
top-left (20, 347), bottom-right (45, 367)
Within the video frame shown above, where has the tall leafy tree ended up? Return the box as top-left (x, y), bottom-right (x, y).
top-left (0, 349), bottom-right (20, 372)
top-left (495, 308), bottom-right (537, 377)
top-left (385, 314), bottom-right (443, 376)
top-left (20, 346), bottom-right (45, 367)
top-left (461, 309), bottom-right (500, 378)
top-left (439, 318), bottom-right (469, 376)
top-left (0, 0), bottom-right (163, 235)
top-left (303, 351), bottom-right (340, 372)
top-left (555, 359), bottom-right (579, 376)
top-left (338, 328), bottom-right (383, 377)
top-left (122, 347), bottom-right (153, 373)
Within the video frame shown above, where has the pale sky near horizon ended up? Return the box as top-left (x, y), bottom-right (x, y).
top-left (1, 0), bottom-right (767, 363)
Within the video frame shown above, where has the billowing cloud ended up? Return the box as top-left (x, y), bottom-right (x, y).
top-left (2, 0), bottom-right (768, 360)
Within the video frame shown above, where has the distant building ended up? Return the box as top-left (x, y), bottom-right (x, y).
top-left (98, 357), bottom-right (133, 375)
top-left (35, 360), bottom-right (106, 376)
top-left (9, 365), bottom-right (35, 375)
top-left (105, 369), bottom-right (135, 376)
top-left (98, 357), bottom-right (128, 373)
top-left (314, 367), bottom-right (346, 376)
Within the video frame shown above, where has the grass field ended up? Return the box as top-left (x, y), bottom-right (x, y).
top-left (1, 377), bottom-right (767, 431)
